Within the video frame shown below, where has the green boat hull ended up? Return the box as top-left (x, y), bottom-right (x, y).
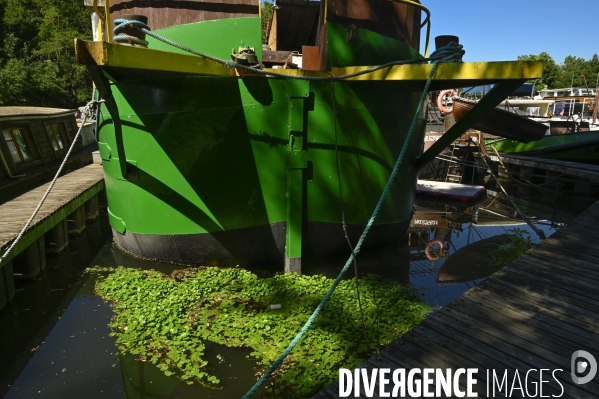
top-left (98, 73), bottom-right (426, 266)
top-left (489, 130), bottom-right (599, 163)
top-left (74, 8), bottom-right (545, 269)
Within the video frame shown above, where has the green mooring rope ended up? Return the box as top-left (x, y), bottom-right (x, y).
top-left (111, 20), bottom-right (463, 397)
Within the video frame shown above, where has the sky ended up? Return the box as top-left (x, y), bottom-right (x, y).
top-left (421, 0), bottom-right (598, 63)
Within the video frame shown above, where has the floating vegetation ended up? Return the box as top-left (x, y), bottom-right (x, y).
top-left (93, 266), bottom-right (431, 397)
top-left (495, 228), bottom-right (534, 266)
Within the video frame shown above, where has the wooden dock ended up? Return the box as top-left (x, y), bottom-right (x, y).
top-left (485, 153), bottom-right (599, 182)
top-left (316, 200), bottom-right (599, 398)
top-left (0, 163), bottom-right (104, 265)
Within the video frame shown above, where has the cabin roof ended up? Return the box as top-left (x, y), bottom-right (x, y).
top-left (0, 107), bottom-right (75, 121)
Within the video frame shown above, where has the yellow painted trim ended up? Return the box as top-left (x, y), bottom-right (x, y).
top-left (75, 40), bottom-right (234, 77)
top-left (74, 40), bottom-right (543, 83)
top-left (92, 0), bottom-right (104, 41)
top-left (269, 61), bottom-right (543, 81)
top-left (93, 0), bottom-right (106, 24)
top-left (104, 0), bottom-right (112, 42)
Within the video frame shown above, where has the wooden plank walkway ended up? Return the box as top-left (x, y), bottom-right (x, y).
top-left (485, 153), bottom-right (599, 182)
top-left (0, 163), bottom-right (104, 266)
top-left (316, 200), bottom-right (599, 398)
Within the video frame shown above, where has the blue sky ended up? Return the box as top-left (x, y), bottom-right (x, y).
top-left (423, 0), bottom-right (598, 63)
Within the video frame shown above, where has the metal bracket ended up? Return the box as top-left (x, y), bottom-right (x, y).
top-left (98, 142), bottom-right (112, 161)
top-left (107, 207), bottom-right (126, 234)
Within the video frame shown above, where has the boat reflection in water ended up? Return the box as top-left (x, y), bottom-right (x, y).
top-left (407, 191), bottom-right (563, 306)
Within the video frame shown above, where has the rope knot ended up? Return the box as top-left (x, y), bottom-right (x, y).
top-left (429, 41), bottom-right (465, 64)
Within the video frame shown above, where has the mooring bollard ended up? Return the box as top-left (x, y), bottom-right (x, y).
top-left (45, 219), bottom-right (69, 255)
top-left (0, 261), bottom-right (15, 310)
top-left (13, 235), bottom-right (46, 280)
top-left (67, 206), bottom-right (86, 236)
top-left (84, 194), bottom-right (99, 222)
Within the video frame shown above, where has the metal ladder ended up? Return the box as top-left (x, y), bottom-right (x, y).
top-left (445, 135), bottom-right (472, 183)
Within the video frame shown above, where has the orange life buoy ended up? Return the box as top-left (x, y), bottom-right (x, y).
top-left (425, 239), bottom-right (445, 261)
top-left (437, 90), bottom-right (457, 114)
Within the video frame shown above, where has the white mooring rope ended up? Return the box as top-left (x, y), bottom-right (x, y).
top-left (0, 99), bottom-right (104, 266)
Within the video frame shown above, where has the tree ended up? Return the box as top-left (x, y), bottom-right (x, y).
top-left (0, 0), bottom-right (92, 108)
top-left (557, 55), bottom-right (590, 88)
top-left (587, 54), bottom-right (599, 88)
top-left (518, 52), bottom-right (599, 90)
top-left (261, 1), bottom-right (274, 44)
top-left (517, 52), bottom-right (560, 90)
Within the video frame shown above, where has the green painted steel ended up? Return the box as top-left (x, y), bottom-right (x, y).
top-left (489, 132), bottom-right (599, 163)
top-left (285, 81), bottom-right (310, 264)
top-left (325, 22), bottom-right (423, 68)
top-left (147, 18), bottom-right (262, 63)
top-left (98, 77), bottom-right (425, 235)
top-left (95, 17), bottom-right (431, 261)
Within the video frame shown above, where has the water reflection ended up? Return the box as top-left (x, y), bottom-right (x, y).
top-left (407, 196), bottom-right (559, 307)
top-left (304, 190), bottom-right (565, 308)
top-left (2, 213), bottom-right (267, 399)
top-left (0, 211), bottom-right (111, 397)
top-left (4, 277), bottom-right (123, 399)
top-left (3, 177), bottom-right (598, 398)
top-left (119, 344), bottom-right (264, 399)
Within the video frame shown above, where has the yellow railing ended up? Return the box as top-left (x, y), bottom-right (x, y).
top-left (93, 0), bottom-right (112, 42)
top-left (93, 0), bottom-right (104, 41)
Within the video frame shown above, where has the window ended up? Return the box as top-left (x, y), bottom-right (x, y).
top-left (45, 122), bottom-right (69, 151)
top-left (2, 127), bottom-right (37, 163)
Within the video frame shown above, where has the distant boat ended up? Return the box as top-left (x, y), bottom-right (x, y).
top-left (486, 123), bottom-right (599, 163)
top-left (482, 86), bottom-right (599, 163)
top-left (0, 106), bottom-right (97, 202)
top-left (452, 97), bottom-right (548, 143)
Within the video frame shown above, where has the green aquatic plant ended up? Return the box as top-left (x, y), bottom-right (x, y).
top-left (495, 228), bottom-right (534, 266)
top-left (93, 266), bottom-right (431, 397)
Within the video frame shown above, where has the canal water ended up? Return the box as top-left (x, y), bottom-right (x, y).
top-left (1, 178), bottom-right (597, 398)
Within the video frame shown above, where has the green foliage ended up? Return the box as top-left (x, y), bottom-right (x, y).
top-left (518, 52), bottom-right (599, 90)
top-left (518, 52), bottom-right (561, 90)
top-left (0, 0), bottom-right (92, 107)
top-left (495, 228), bottom-right (533, 266)
top-left (93, 266), bottom-right (431, 397)
top-left (261, 1), bottom-right (274, 44)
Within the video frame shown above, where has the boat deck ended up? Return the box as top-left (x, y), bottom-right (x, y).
top-left (0, 163), bottom-right (105, 266)
top-left (315, 200), bottom-right (599, 398)
top-left (416, 179), bottom-right (486, 203)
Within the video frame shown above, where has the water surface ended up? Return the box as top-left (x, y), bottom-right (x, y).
top-left (2, 181), bottom-right (596, 398)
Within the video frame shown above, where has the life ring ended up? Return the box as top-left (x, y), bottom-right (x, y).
top-left (425, 239), bottom-right (445, 260)
top-left (437, 90), bottom-right (457, 114)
